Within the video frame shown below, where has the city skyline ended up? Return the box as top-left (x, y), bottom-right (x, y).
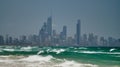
top-left (0, 0), bottom-right (120, 38)
top-left (0, 16), bottom-right (120, 47)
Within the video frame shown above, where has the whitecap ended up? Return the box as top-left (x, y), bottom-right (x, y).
top-left (46, 48), bottom-right (51, 53)
top-left (2, 48), bottom-right (15, 52)
top-left (51, 49), bottom-right (65, 54)
top-left (80, 51), bottom-right (102, 54)
top-left (78, 51), bottom-right (120, 54)
top-left (20, 46), bottom-right (33, 52)
top-left (20, 46), bottom-right (32, 50)
top-left (54, 60), bottom-right (98, 67)
top-left (78, 47), bottom-right (87, 49)
top-left (19, 55), bottom-right (53, 62)
top-left (37, 50), bottom-right (44, 55)
top-left (110, 48), bottom-right (116, 52)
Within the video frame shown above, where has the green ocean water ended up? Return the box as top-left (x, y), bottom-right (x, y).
top-left (0, 46), bottom-right (120, 67)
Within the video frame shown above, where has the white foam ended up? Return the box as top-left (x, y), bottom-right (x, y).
top-left (46, 48), bottom-right (50, 52)
top-left (78, 47), bottom-right (87, 49)
top-left (0, 59), bottom-right (14, 63)
top-left (0, 55), bottom-right (10, 58)
top-left (0, 56), bottom-right (14, 63)
top-left (110, 48), bottom-right (116, 52)
top-left (51, 49), bottom-right (65, 54)
top-left (20, 46), bottom-right (32, 51)
top-left (37, 50), bottom-right (44, 55)
top-left (3, 48), bottom-right (15, 52)
top-left (55, 60), bottom-right (98, 67)
top-left (81, 51), bottom-right (102, 54)
top-left (19, 55), bottom-right (53, 62)
top-left (79, 51), bottom-right (120, 54)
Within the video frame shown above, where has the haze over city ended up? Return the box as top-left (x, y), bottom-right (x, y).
top-left (0, 0), bottom-right (120, 38)
top-left (0, 1), bottom-right (120, 67)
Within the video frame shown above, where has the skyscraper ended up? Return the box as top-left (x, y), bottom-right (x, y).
top-left (0, 35), bottom-right (4, 45)
top-left (76, 19), bottom-right (81, 45)
top-left (39, 22), bottom-right (47, 43)
top-left (47, 16), bottom-right (52, 36)
top-left (63, 25), bottom-right (67, 40)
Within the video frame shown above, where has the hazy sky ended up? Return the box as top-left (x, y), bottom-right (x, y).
top-left (0, 0), bottom-right (120, 38)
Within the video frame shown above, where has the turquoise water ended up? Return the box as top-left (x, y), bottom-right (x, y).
top-left (0, 46), bottom-right (120, 67)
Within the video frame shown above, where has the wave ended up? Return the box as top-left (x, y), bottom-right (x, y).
top-left (19, 55), bottom-right (53, 62)
top-left (0, 55), bottom-right (99, 67)
top-left (0, 55), bottom-right (53, 63)
top-left (0, 47), bottom-right (120, 55)
top-left (37, 50), bottom-right (44, 55)
top-left (109, 48), bottom-right (116, 52)
top-left (20, 46), bottom-right (32, 52)
top-left (75, 47), bottom-right (87, 50)
top-left (77, 51), bottom-right (120, 54)
top-left (37, 48), bottom-right (66, 55)
top-left (55, 60), bottom-right (98, 67)
top-left (47, 49), bottom-right (65, 54)
top-left (2, 48), bottom-right (15, 52)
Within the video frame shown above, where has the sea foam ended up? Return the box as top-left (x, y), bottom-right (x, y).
top-left (51, 49), bottom-right (65, 54)
top-left (77, 51), bottom-right (120, 54)
top-left (110, 48), bottom-right (116, 52)
top-left (2, 48), bottom-right (15, 52)
top-left (55, 60), bottom-right (98, 67)
top-left (19, 55), bottom-right (53, 62)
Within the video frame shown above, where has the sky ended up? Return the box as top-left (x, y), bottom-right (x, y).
top-left (0, 0), bottom-right (120, 39)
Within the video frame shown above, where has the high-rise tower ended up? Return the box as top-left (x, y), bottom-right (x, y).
top-left (63, 25), bottom-right (67, 40)
top-left (76, 19), bottom-right (81, 45)
top-left (47, 16), bottom-right (52, 36)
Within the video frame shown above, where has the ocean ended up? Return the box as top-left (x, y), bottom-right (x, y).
top-left (0, 46), bottom-right (120, 67)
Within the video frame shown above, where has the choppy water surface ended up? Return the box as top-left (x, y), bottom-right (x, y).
top-left (0, 46), bottom-right (120, 67)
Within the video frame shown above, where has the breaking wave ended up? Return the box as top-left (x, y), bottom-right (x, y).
top-left (0, 55), bottom-right (98, 67)
top-left (0, 46), bottom-right (120, 55)
top-left (19, 55), bottom-right (53, 62)
top-left (0, 46), bottom-right (120, 67)
top-left (55, 60), bottom-right (98, 67)
top-left (77, 51), bottom-right (120, 54)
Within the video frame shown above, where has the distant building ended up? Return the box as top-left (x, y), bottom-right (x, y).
top-left (76, 19), bottom-right (81, 45)
top-left (0, 35), bottom-right (4, 45)
top-left (88, 33), bottom-right (94, 46)
top-left (63, 25), bottom-right (67, 40)
top-left (39, 22), bottom-right (48, 44)
top-left (108, 37), bottom-right (114, 46)
top-left (47, 16), bottom-right (52, 36)
top-left (99, 37), bottom-right (105, 46)
top-left (28, 35), bottom-right (39, 45)
top-left (19, 35), bottom-right (27, 44)
top-left (117, 39), bottom-right (120, 46)
top-left (60, 26), bottom-right (67, 40)
top-left (94, 35), bottom-right (98, 46)
top-left (53, 30), bottom-right (56, 36)
top-left (38, 16), bottom-right (53, 46)
top-left (5, 35), bottom-right (9, 45)
top-left (13, 38), bottom-right (19, 45)
top-left (8, 36), bottom-right (13, 45)
top-left (81, 34), bottom-right (88, 46)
